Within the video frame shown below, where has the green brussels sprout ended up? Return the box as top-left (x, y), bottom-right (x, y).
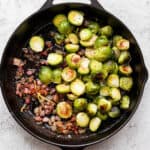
top-left (80, 35), bottom-right (98, 47)
top-left (100, 25), bottom-right (113, 37)
top-left (89, 117), bottom-right (101, 132)
top-left (94, 46), bottom-right (112, 62)
top-left (89, 60), bottom-right (103, 74)
top-left (67, 93), bottom-right (78, 101)
top-left (110, 88), bottom-right (121, 102)
top-left (82, 75), bottom-right (93, 82)
top-left (120, 95), bottom-right (130, 109)
top-left (118, 51), bottom-right (131, 64)
top-left (107, 74), bottom-right (119, 88)
top-left (108, 106), bottom-right (120, 118)
top-left (85, 48), bottom-right (96, 59)
top-left (56, 102), bottom-right (72, 119)
top-left (113, 63), bottom-right (119, 74)
top-left (68, 33), bottom-right (79, 44)
top-left (68, 10), bottom-right (84, 26)
top-left (76, 112), bottom-right (90, 127)
top-left (94, 35), bottom-right (109, 48)
top-left (120, 77), bottom-right (133, 91)
top-left (56, 84), bottom-right (70, 93)
top-left (88, 21), bottom-right (100, 34)
top-left (99, 69), bottom-right (109, 80)
top-left (87, 103), bottom-right (98, 116)
top-left (65, 44), bottom-right (79, 53)
top-left (100, 86), bottom-right (110, 97)
top-left (66, 53), bottom-right (81, 68)
top-left (119, 65), bottom-right (133, 76)
top-left (113, 35), bottom-right (123, 46)
top-left (79, 28), bottom-right (92, 41)
top-left (85, 81), bottom-right (100, 95)
top-left (103, 60), bottom-right (116, 73)
top-left (53, 14), bottom-right (67, 27)
top-left (97, 111), bottom-right (108, 121)
top-left (54, 33), bottom-right (65, 45)
top-left (74, 98), bottom-right (88, 111)
top-left (112, 47), bottom-right (121, 60)
top-left (52, 69), bottom-right (62, 84)
top-left (29, 36), bottom-right (44, 52)
top-left (78, 58), bottom-right (90, 75)
top-left (71, 79), bottom-right (85, 96)
top-left (38, 66), bottom-right (53, 84)
top-left (116, 39), bottom-right (130, 50)
top-left (47, 53), bottom-right (63, 66)
top-left (61, 67), bottom-right (77, 82)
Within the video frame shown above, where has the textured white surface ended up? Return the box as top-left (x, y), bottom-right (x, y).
top-left (0, 0), bottom-right (150, 150)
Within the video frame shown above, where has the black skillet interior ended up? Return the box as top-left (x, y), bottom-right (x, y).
top-left (0, 0), bottom-right (148, 149)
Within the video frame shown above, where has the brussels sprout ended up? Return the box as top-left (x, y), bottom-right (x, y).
top-left (29, 36), bottom-right (44, 52)
top-left (80, 35), bottom-right (98, 47)
top-left (112, 47), bottom-right (121, 60)
top-left (87, 103), bottom-right (98, 116)
top-left (94, 46), bottom-right (112, 62)
top-left (113, 63), bottom-right (119, 74)
top-left (88, 21), bottom-right (100, 34)
top-left (67, 93), bottom-right (78, 101)
top-left (85, 48), bottom-right (96, 59)
top-left (96, 97), bottom-right (112, 112)
top-left (66, 53), bottom-right (81, 68)
top-left (78, 58), bottom-right (90, 75)
top-left (79, 28), bottom-right (92, 41)
top-left (58, 20), bottom-right (73, 34)
top-left (89, 117), bottom-right (101, 132)
top-left (107, 74), bottom-right (119, 88)
top-left (97, 111), bottom-right (108, 121)
top-left (83, 75), bottom-right (93, 82)
top-left (52, 69), bottom-right (62, 84)
top-left (38, 66), bottom-right (53, 84)
top-left (100, 25), bottom-right (113, 37)
top-left (56, 102), bottom-right (72, 119)
top-left (108, 106), bottom-right (120, 118)
top-left (120, 77), bottom-right (133, 91)
top-left (56, 84), bottom-right (70, 93)
top-left (61, 67), bottom-right (77, 82)
top-left (54, 33), bottom-right (65, 45)
top-left (120, 95), bottom-right (130, 109)
top-left (118, 51), bottom-right (131, 64)
top-left (116, 39), bottom-right (130, 50)
top-left (85, 81), bottom-right (100, 95)
top-left (89, 60), bottom-right (103, 74)
top-left (99, 69), bottom-right (109, 80)
top-left (74, 98), bottom-right (88, 111)
top-left (94, 36), bottom-right (109, 48)
top-left (68, 33), bottom-right (79, 44)
top-left (110, 88), bottom-right (121, 102)
top-left (68, 10), bottom-right (84, 26)
top-left (100, 86), bottom-right (110, 97)
top-left (71, 79), bottom-right (85, 96)
top-left (65, 44), bottom-right (79, 53)
top-left (119, 65), bottom-right (133, 76)
top-left (53, 14), bottom-right (67, 27)
top-left (113, 35), bottom-right (123, 46)
top-left (76, 112), bottom-right (90, 127)
top-left (103, 60), bottom-right (116, 73)
top-left (47, 53), bottom-right (63, 66)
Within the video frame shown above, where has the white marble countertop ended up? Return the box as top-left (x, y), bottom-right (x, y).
top-left (0, 0), bottom-right (150, 150)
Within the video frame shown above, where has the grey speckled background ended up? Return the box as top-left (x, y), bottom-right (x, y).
top-left (0, 0), bottom-right (150, 150)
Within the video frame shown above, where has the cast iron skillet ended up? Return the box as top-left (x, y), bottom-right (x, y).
top-left (0, 0), bottom-right (148, 150)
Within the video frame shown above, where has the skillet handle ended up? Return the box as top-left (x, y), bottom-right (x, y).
top-left (40, 0), bottom-right (104, 11)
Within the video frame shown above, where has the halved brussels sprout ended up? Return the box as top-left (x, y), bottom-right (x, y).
top-left (66, 53), bottom-right (81, 68)
top-left (87, 103), bottom-right (98, 116)
top-left (78, 58), bottom-right (90, 75)
top-left (94, 36), bottom-right (109, 48)
top-left (79, 28), bottom-right (92, 41)
top-left (76, 112), bottom-right (90, 127)
top-left (89, 60), bottom-right (103, 74)
top-left (120, 77), bottom-right (133, 91)
top-left (118, 51), bottom-right (131, 64)
top-left (113, 35), bottom-right (123, 46)
top-left (119, 65), bottom-right (133, 76)
top-left (68, 10), bottom-right (84, 26)
top-left (85, 48), bottom-right (96, 59)
top-left (61, 67), bottom-right (77, 82)
top-left (65, 44), bottom-right (79, 53)
top-left (47, 53), bottom-right (63, 66)
top-left (74, 98), bottom-right (88, 111)
top-left (108, 106), bottom-right (120, 118)
top-left (103, 60), bottom-right (116, 73)
top-left (112, 47), bottom-right (121, 60)
top-left (107, 74), bottom-right (119, 88)
top-left (89, 117), bottom-right (101, 132)
top-left (82, 75), bottom-right (93, 83)
top-left (56, 102), bottom-right (72, 119)
top-left (67, 93), bottom-right (78, 101)
top-left (53, 14), bottom-right (67, 27)
top-left (56, 84), bottom-right (70, 93)
top-left (52, 69), bottom-right (62, 84)
top-left (88, 21), bottom-right (100, 34)
top-left (71, 79), bottom-right (85, 96)
top-left (100, 86), bottom-right (110, 97)
top-left (110, 88), bottom-right (121, 101)
top-left (100, 25), bottom-right (113, 37)
top-left (97, 111), bottom-right (108, 121)
top-left (68, 33), bottom-right (79, 44)
top-left (38, 66), bottom-right (53, 84)
top-left (29, 36), bottom-right (44, 52)
top-left (120, 95), bottom-right (130, 109)
top-left (116, 39), bottom-right (130, 50)
top-left (54, 33), bottom-right (65, 45)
